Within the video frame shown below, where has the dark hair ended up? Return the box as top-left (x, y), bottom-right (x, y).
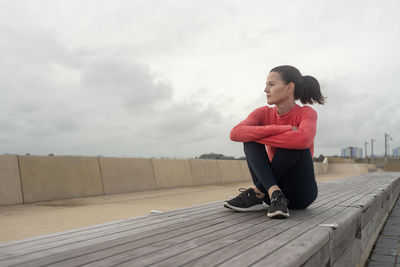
top-left (270, 65), bottom-right (325, 105)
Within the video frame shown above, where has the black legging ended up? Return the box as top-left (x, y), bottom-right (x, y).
top-left (244, 142), bottom-right (318, 209)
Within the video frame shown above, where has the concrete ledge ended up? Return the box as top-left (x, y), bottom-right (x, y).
top-left (99, 157), bottom-right (157, 194)
top-left (0, 155), bottom-right (23, 205)
top-left (152, 159), bottom-right (194, 189)
top-left (19, 156), bottom-right (104, 203)
top-left (190, 159), bottom-right (222, 185)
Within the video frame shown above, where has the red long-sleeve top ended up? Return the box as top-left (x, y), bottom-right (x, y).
top-left (230, 104), bottom-right (317, 161)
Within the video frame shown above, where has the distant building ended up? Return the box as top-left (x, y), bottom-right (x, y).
top-left (341, 146), bottom-right (363, 158)
top-left (393, 147), bottom-right (400, 157)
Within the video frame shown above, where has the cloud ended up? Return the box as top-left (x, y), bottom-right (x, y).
top-left (313, 72), bottom-right (400, 156)
top-left (0, 30), bottom-right (235, 157)
top-left (1, 1), bottom-right (400, 158)
top-left (81, 56), bottom-right (173, 111)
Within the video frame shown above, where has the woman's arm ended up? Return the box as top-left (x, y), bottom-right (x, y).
top-left (230, 107), bottom-right (293, 142)
top-left (255, 108), bottom-right (317, 149)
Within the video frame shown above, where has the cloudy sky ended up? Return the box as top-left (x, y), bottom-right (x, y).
top-left (1, 0), bottom-right (399, 158)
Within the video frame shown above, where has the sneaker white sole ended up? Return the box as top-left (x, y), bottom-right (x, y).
top-left (223, 202), bottom-right (268, 212)
top-left (267, 210), bottom-right (290, 219)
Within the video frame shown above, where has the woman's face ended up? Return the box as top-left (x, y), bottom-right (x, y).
top-left (264, 71), bottom-right (292, 105)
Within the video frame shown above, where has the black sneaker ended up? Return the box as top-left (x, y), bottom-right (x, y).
top-left (267, 190), bottom-right (290, 219)
top-left (224, 188), bottom-right (268, 212)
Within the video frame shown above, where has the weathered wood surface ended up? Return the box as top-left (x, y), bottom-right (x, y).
top-left (0, 172), bottom-right (399, 267)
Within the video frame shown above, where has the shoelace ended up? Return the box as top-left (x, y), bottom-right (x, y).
top-left (271, 194), bottom-right (289, 205)
top-left (238, 188), bottom-right (251, 196)
top-left (270, 196), bottom-right (280, 205)
top-left (237, 188), bottom-right (263, 199)
top-left (234, 188), bottom-right (252, 201)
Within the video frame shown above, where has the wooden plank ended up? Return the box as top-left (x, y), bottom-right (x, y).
top-left (124, 209), bottom-right (330, 267)
top-left (150, 205), bottom-right (339, 267)
top-left (1, 219), bottom-right (227, 267)
top-left (118, 223), bottom-right (285, 267)
top-left (215, 227), bottom-right (319, 267)
top-left (324, 209), bottom-right (365, 262)
top-left (0, 173), bottom-right (398, 267)
top-left (149, 225), bottom-right (288, 267)
top-left (179, 206), bottom-right (346, 267)
top-left (114, 176), bottom-right (398, 267)
top-left (0, 213), bottom-right (206, 257)
top-left (326, 203), bottom-right (384, 263)
top-left (78, 220), bottom-right (265, 267)
top-left (0, 201), bottom-right (222, 249)
top-left (141, 180), bottom-right (390, 267)
top-left (302, 242), bottom-right (331, 267)
top-left (308, 181), bottom-right (377, 211)
top-left (307, 179), bottom-right (386, 215)
top-left (359, 194), bottom-right (379, 229)
top-left (10, 210), bottom-right (264, 266)
top-left (0, 176), bottom-right (380, 266)
top-left (0, 208), bottom-right (252, 266)
top-left (358, 213), bottom-right (383, 265)
top-left (11, 215), bottom-right (231, 267)
top-left (0, 203), bottom-right (224, 254)
top-left (69, 211), bottom-right (268, 266)
top-left (332, 237), bottom-right (361, 267)
top-left (190, 179), bottom-right (391, 267)
top-left (252, 227), bottom-right (331, 267)
top-left (313, 178), bottom-right (384, 206)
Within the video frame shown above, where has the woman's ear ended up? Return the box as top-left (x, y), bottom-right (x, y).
top-left (287, 82), bottom-right (295, 94)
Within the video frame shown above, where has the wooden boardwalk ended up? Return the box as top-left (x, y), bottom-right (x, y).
top-left (0, 172), bottom-right (399, 267)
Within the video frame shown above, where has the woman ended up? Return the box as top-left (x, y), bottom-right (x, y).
top-left (224, 65), bottom-right (325, 219)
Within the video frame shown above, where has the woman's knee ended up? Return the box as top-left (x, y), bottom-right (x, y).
top-left (243, 142), bottom-right (266, 154)
top-left (243, 141), bottom-right (263, 149)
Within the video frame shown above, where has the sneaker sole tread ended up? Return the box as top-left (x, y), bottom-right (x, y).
top-left (267, 210), bottom-right (290, 219)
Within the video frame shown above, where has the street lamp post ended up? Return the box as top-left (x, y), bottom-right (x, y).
top-left (364, 141), bottom-right (368, 160)
top-left (371, 138), bottom-right (375, 159)
top-left (385, 133), bottom-right (388, 157)
top-left (384, 133), bottom-right (393, 158)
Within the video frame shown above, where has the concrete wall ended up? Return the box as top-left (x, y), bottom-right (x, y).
top-left (355, 157), bottom-right (387, 165)
top-left (217, 160), bottom-right (246, 183)
top-left (190, 159), bottom-right (222, 185)
top-left (1, 155), bottom-right (334, 205)
top-left (314, 161), bottom-right (329, 175)
top-left (152, 159), bottom-right (194, 189)
top-left (239, 160), bottom-right (252, 182)
top-left (19, 156), bottom-right (104, 203)
top-left (327, 157), bottom-right (356, 164)
top-left (384, 159), bottom-right (400, 171)
top-left (99, 157), bottom-right (157, 194)
top-left (0, 155), bottom-right (23, 205)
top-left (328, 163), bottom-right (374, 174)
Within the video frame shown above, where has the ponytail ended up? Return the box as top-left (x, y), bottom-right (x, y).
top-left (298, 75), bottom-right (325, 104)
top-left (270, 65), bottom-right (325, 105)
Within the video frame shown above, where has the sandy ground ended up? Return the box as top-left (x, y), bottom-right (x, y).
top-left (0, 171), bottom-right (365, 243)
